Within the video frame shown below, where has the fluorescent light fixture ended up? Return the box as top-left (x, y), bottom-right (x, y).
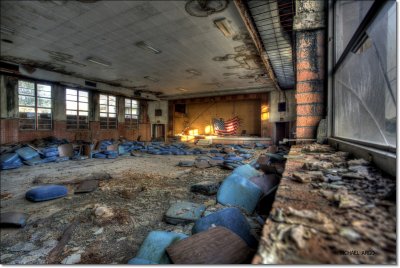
top-left (144, 76), bottom-right (159, 82)
top-left (0, 25), bottom-right (15, 35)
top-left (214, 18), bottom-right (233, 37)
top-left (135, 41), bottom-right (162, 54)
top-left (87, 57), bottom-right (111, 67)
top-left (177, 87), bottom-right (188, 92)
top-left (185, 69), bottom-right (201, 76)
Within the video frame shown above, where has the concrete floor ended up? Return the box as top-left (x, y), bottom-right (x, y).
top-left (0, 151), bottom-right (265, 264)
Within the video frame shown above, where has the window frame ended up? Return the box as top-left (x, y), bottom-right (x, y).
top-left (327, 0), bottom-right (396, 176)
top-left (99, 94), bottom-right (118, 129)
top-left (18, 79), bottom-right (53, 131)
top-left (124, 98), bottom-right (139, 130)
top-left (65, 88), bottom-right (90, 130)
top-left (329, 0), bottom-right (395, 152)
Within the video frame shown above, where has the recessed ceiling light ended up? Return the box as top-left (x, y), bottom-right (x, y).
top-left (177, 87), bottom-right (188, 92)
top-left (185, 69), bottom-right (201, 76)
top-left (214, 18), bottom-right (233, 37)
top-left (144, 76), bottom-right (159, 82)
top-left (87, 57), bottom-right (111, 67)
top-left (0, 26), bottom-right (15, 35)
top-left (135, 41), bottom-right (162, 54)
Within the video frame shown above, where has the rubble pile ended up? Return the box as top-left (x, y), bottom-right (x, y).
top-left (0, 137), bottom-right (275, 171)
top-left (254, 144), bottom-right (396, 265)
top-left (0, 142), bottom-right (289, 264)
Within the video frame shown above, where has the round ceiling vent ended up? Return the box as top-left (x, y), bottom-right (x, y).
top-left (185, 0), bottom-right (229, 17)
top-left (76, 0), bottom-right (99, 3)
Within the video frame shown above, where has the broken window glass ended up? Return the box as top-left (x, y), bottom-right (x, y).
top-left (333, 1), bottom-right (396, 148)
top-left (18, 80), bottom-right (52, 130)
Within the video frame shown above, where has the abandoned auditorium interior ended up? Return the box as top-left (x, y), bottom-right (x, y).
top-left (0, 0), bottom-right (397, 266)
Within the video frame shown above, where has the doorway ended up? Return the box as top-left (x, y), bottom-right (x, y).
top-left (152, 124), bottom-right (165, 142)
top-left (274, 122), bottom-right (290, 145)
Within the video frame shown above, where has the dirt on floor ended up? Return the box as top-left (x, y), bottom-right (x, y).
top-left (0, 149), bottom-right (267, 264)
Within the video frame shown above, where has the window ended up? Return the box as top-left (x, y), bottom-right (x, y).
top-left (18, 80), bottom-right (52, 130)
top-left (332, 1), bottom-right (396, 149)
top-left (66, 89), bottom-right (89, 129)
top-left (278, 102), bottom-right (286, 112)
top-left (125, 98), bottom-right (139, 129)
top-left (99, 94), bottom-right (117, 129)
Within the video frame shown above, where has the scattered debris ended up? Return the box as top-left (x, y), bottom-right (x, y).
top-left (61, 253), bottom-right (81, 264)
top-left (291, 171), bottom-right (325, 183)
top-left (302, 161), bottom-right (333, 171)
top-left (339, 227), bottom-right (361, 242)
top-left (286, 207), bottom-right (336, 234)
top-left (190, 181), bottom-right (221, 196)
top-left (347, 158), bottom-right (370, 166)
top-left (46, 221), bottom-right (79, 264)
top-left (74, 180), bottom-right (99, 194)
top-left (93, 206), bottom-right (114, 219)
top-left (289, 225), bottom-right (306, 249)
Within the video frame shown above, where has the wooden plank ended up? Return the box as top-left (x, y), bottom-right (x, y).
top-left (46, 221), bottom-right (78, 264)
top-left (166, 226), bottom-right (253, 264)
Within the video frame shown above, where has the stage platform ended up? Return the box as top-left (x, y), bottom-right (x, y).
top-left (178, 135), bottom-right (272, 145)
top-left (206, 136), bottom-right (271, 145)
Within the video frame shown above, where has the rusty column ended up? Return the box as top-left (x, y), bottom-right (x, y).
top-left (293, 1), bottom-right (326, 139)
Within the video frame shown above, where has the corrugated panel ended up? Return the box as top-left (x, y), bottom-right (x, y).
top-left (247, 0), bottom-right (295, 89)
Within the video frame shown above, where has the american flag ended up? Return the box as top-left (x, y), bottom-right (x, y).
top-left (213, 116), bottom-right (240, 135)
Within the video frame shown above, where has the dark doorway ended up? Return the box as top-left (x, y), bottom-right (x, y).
top-left (152, 124), bottom-right (165, 141)
top-left (274, 122), bottom-right (290, 145)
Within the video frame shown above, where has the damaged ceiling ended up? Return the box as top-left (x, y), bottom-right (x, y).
top-left (0, 0), bottom-right (278, 98)
top-left (247, 0), bottom-right (295, 89)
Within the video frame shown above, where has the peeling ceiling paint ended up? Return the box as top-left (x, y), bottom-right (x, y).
top-left (1, 0), bottom-right (275, 96)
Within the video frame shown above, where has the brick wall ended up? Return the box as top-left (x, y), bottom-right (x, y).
top-left (295, 13), bottom-right (326, 139)
top-left (0, 73), bottom-right (152, 145)
top-left (0, 118), bottom-right (151, 145)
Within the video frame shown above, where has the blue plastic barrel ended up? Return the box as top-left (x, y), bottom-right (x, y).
top-left (128, 231), bottom-right (188, 264)
top-left (15, 147), bottom-right (39, 161)
top-left (232, 164), bottom-right (261, 179)
top-left (217, 173), bottom-right (262, 214)
top-left (192, 207), bottom-right (258, 248)
top-left (26, 185), bottom-right (68, 202)
top-left (165, 201), bottom-right (206, 225)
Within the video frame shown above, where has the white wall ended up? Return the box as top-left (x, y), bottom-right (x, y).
top-left (269, 90), bottom-right (296, 122)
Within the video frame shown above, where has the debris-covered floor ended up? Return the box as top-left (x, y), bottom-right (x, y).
top-left (253, 144), bottom-right (396, 265)
top-left (1, 145), bottom-right (270, 264)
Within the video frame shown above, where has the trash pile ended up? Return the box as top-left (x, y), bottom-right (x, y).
top-left (0, 142), bottom-right (288, 264)
top-left (0, 137), bottom-right (273, 171)
top-left (126, 151), bottom-right (285, 264)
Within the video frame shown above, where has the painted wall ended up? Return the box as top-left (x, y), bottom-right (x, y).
top-left (269, 90), bottom-right (296, 123)
top-left (148, 100), bottom-right (168, 125)
top-left (173, 99), bottom-right (262, 136)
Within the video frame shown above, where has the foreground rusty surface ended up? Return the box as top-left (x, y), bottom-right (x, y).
top-left (253, 144), bottom-right (396, 264)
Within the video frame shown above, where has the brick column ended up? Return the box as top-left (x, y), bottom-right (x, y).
top-left (293, 1), bottom-right (326, 139)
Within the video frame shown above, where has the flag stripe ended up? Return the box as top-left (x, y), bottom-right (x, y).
top-left (213, 116), bottom-right (240, 135)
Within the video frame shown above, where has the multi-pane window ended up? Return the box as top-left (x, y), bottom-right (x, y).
top-left (99, 94), bottom-right (117, 129)
top-left (333, 1), bottom-right (396, 149)
top-left (18, 81), bottom-right (52, 130)
top-left (125, 98), bottom-right (139, 129)
top-left (66, 89), bottom-right (89, 129)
